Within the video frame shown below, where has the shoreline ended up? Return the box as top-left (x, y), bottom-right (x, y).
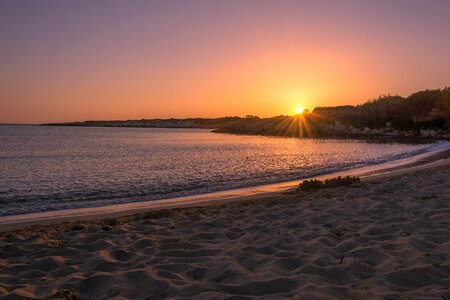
top-left (213, 128), bottom-right (449, 143)
top-left (1, 148), bottom-right (450, 298)
top-left (1, 147), bottom-right (449, 232)
top-left (3, 124), bottom-right (446, 144)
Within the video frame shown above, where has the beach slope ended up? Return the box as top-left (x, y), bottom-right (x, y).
top-left (1, 159), bottom-right (449, 299)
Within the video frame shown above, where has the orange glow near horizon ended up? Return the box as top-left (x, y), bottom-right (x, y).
top-left (1, 1), bottom-right (450, 124)
top-left (1, 44), bottom-right (448, 124)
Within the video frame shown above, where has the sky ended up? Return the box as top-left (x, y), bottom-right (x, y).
top-left (1, 0), bottom-right (450, 123)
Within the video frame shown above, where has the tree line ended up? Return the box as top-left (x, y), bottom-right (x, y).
top-left (314, 87), bottom-right (450, 130)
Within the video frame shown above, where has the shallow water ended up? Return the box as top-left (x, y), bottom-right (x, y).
top-left (0, 125), bottom-right (436, 216)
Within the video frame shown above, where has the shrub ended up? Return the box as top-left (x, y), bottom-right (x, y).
top-left (297, 176), bottom-right (361, 191)
top-left (391, 118), bottom-right (416, 131)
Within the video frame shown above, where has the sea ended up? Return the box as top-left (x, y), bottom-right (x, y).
top-left (0, 125), bottom-right (443, 216)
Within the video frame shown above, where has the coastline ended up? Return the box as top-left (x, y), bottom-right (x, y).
top-left (40, 123), bottom-right (450, 143)
top-left (1, 146), bottom-right (449, 232)
top-left (1, 147), bottom-right (449, 298)
top-left (213, 127), bottom-right (449, 143)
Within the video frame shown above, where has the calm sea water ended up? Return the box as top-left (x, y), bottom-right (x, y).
top-left (0, 125), bottom-right (437, 216)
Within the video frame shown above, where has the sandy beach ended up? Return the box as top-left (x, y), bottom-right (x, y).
top-left (3, 1), bottom-right (450, 299)
top-left (1, 152), bottom-right (450, 299)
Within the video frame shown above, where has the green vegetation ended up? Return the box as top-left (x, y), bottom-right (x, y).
top-left (314, 87), bottom-right (450, 130)
top-left (297, 176), bottom-right (361, 191)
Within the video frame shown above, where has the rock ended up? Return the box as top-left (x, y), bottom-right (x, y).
top-left (372, 129), bottom-right (383, 135)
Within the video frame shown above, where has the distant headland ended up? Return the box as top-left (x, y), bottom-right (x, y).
top-left (45, 88), bottom-right (450, 140)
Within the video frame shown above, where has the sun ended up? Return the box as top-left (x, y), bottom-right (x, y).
top-left (296, 106), bottom-right (304, 114)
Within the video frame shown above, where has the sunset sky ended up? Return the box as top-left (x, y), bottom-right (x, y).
top-left (1, 0), bottom-right (450, 124)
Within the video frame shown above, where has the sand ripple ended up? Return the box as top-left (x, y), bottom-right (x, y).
top-left (0, 167), bottom-right (449, 299)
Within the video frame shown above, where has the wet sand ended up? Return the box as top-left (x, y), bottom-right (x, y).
top-left (0, 152), bottom-right (449, 299)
